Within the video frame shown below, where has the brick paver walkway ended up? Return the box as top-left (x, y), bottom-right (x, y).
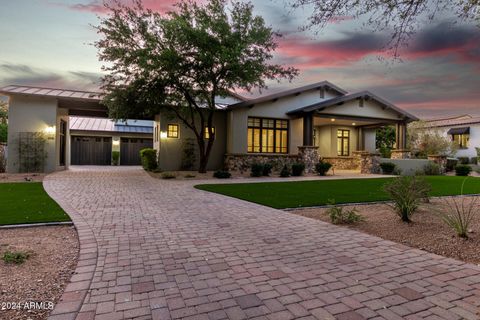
top-left (44, 167), bottom-right (480, 320)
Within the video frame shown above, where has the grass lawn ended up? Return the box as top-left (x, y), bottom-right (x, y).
top-left (0, 183), bottom-right (71, 225)
top-left (195, 176), bottom-right (480, 209)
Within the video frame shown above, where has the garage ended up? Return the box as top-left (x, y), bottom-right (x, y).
top-left (120, 138), bottom-right (153, 165)
top-left (71, 136), bottom-right (112, 165)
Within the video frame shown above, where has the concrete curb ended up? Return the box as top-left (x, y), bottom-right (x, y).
top-left (0, 221), bottom-right (74, 229)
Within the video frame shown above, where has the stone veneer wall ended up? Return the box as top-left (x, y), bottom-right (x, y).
top-left (224, 153), bottom-right (300, 173)
top-left (427, 155), bottom-right (447, 174)
top-left (391, 149), bottom-right (411, 159)
top-left (321, 157), bottom-right (360, 170)
top-left (298, 146), bottom-right (319, 173)
top-left (354, 151), bottom-right (381, 174)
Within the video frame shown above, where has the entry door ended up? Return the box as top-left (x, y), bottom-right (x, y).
top-left (71, 136), bottom-right (112, 165)
top-left (120, 138), bottom-right (153, 165)
top-left (59, 119), bottom-right (67, 166)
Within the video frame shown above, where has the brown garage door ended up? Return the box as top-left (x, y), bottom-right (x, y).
top-left (120, 138), bottom-right (153, 165)
top-left (71, 136), bottom-right (112, 165)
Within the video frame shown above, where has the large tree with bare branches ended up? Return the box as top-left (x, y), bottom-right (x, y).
top-left (291, 0), bottom-right (480, 56)
top-left (96, 0), bottom-right (297, 172)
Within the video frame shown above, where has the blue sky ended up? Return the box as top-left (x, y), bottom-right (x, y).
top-left (1, 0), bottom-right (479, 118)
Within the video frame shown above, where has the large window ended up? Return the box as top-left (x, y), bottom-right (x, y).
top-left (452, 134), bottom-right (469, 149)
top-left (248, 117), bottom-right (288, 153)
top-left (167, 124), bottom-right (179, 138)
top-left (337, 129), bottom-right (350, 156)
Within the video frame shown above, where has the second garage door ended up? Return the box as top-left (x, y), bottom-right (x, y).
top-left (71, 136), bottom-right (112, 165)
top-left (120, 138), bottom-right (153, 165)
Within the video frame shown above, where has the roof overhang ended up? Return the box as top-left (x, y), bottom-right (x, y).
top-left (286, 91), bottom-right (419, 123)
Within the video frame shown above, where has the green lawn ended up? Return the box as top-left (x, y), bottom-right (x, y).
top-left (0, 183), bottom-right (71, 225)
top-left (195, 176), bottom-right (480, 209)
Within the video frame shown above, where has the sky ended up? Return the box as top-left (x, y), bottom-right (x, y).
top-left (0, 0), bottom-right (479, 118)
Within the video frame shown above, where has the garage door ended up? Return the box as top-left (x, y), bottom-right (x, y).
top-left (120, 138), bottom-right (153, 165)
top-left (71, 136), bottom-right (112, 165)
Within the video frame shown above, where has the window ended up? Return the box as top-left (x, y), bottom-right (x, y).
top-left (204, 126), bottom-right (215, 140)
top-left (337, 129), bottom-right (350, 156)
top-left (167, 124), bottom-right (179, 138)
top-left (452, 134), bottom-right (469, 149)
top-left (247, 117), bottom-right (288, 154)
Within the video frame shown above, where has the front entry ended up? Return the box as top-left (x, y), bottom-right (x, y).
top-left (71, 136), bottom-right (112, 165)
top-left (120, 138), bottom-right (153, 165)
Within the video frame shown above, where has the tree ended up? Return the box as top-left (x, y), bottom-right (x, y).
top-left (376, 125), bottom-right (395, 157)
top-left (96, 0), bottom-right (298, 172)
top-left (0, 100), bottom-right (7, 143)
top-left (291, 0), bottom-right (480, 57)
top-left (407, 120), bottom-right (457, 157)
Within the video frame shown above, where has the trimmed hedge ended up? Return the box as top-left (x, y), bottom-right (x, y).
top-left (213, 170), bottom-right (231, 179)
top-left (379, 162), bottom-right (396, 174)
top-left (140, 148), bottom-right (157, 171)
top-left (315, 161), bottom-right (332, 176)
top-left (291, 163), bottom-right (305, 176)
top-left (455, 165), bottom-right (472, 176)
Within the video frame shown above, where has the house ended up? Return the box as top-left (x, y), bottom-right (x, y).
top-left (424, 115), bottom-right (480, 159)
top-left (0, 81), bottom-right (418, 173)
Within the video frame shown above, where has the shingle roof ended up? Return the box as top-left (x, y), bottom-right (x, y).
top-left (0, 85), bottom-right (102, 101)
top-left (70, 117), bottom-right (153, 134)
top-left (424, 115), bottom-right (480, 128)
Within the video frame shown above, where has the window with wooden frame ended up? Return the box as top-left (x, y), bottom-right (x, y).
top-left (167, 124), bottom-right (179, 138)
top-left (204, 126), bottom-right (215, 140)
top-left (247, 117), bottom-right (288, 154)
top-left (452, 134), bottom-right (469, 149)
top-left (337, 129), bottom-right (350, 156)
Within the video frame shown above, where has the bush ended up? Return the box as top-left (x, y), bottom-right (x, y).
top-left (379, 162), bottom-right (396, 174)
top-left (0, 145), bottom-right (5, 173)
top-left (423, 162), bottom-right (441, 175)
top-left (379, 146), bottom-right (392, 158)
top-left (446, 158), bottom-right (458, 172)
top-left (213, 170), bottom-right (231, 179)
top-left (315, 161), bottom-right (332, 176)
top-left (2, 251), bottom-right (30, 264)
top-left (250, 163), bottom-right (263, 177)
top-left (291, 163), bottom-right (305, 176)
top-left (111, 151), bottom-right (120, 166)
top-left (184, 173), bottom-right (196, 178)
top-left (457, 157), bottom-right (470, 165)
top-left (161, 172), bottom-right (176, 179)
top-left (280, 165), bottom-right (291, 177)
top-left (383, 176), bottom-right (431, 222)
top-left (262, 163), bottom-right (273, 176)
top-left (326, 201), bottom-right (363, 224)
top-left (470, 157), bottom-right (478, 165)
top-left (455, 165), bottom-right (472, 176)
top-left (438, 196), bottom-right (479, 238)
top-left (140, 148), bottom-right (157, 171)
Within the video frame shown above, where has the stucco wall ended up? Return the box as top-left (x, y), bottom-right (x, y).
top-left (155, 111), bottom-right (227, 171)
top-left (364, 128), bottom-right (377, 153)
top-left (227, 88), bottom-right (339, 154)
top-left (7, 95), bottom-right (59, 173)
top-left (380, 158), bottom-right (432, 176)
top-left (432, 125), bottom-right (480, 158)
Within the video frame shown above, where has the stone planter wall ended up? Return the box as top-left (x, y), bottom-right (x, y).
top-left (354, 151), bottom-right (381, 174)
top-left (427, 155), bottom-right (447, 174)
top-left (224, 153), bottom-right (300, 173)
top-left (321, 157), bottom-right (359, 170)
top-left (391, 149), bottom-right (411, 159)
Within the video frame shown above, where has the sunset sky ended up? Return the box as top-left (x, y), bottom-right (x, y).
top-left (0, 0), bottom-right (479, 118)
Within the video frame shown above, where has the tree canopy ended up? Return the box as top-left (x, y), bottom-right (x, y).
top-left (291, 0), bottom-right (480, 56)
top-left (96, 0), bottom-right (297, 172)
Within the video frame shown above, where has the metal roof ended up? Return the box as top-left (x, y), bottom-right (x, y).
top-left (70, 117), bottom-right (153, 134)
top-left (286, 91), bottom-right (419, 122)
top-left (0, 85), bottom-right (102, 101)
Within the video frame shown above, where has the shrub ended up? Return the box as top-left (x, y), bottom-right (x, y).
top-left (0, 145), bottom-right (5, 173)
top-left (262, 163), bottom-right (273, 176)
top-left (280, 165), bottom-right (291, 177)
top-left (455, 165), bottom-right (472, 176)
top-left (291, 163), bottom-right (305, 176)
top-left (457, 157), bottom-right (470, 165)
top-left (470, 157), bottom-right (478, 165)
top-left (250, 163), bottom-right (264, 177)
top-left (326, 201), bottom-right (363, 224)
top-left (423, 162), bottom-right (441, 176)
top-left (161, 172), bottom-right (176, 179)
top-left (379, 146), bottom-right (392, 158)
top-left (437, 196), bottom-right (479, 238)
top-left (383, 176), bottom-right (431, 222)
top-left (446, 158), bottom-right (458, 172)
top-left (379, 162), bottom-right (396, 174)
top-left (140, 148), bottom-right (157, 171)
top-left (2, 251), bottom-right (30, 264)
top-left (181, 138), bottom-right (196, 170)
top-left (111, 151), bottom-right (120, 166)
top-left (184, 173), bottom-right (196, 178)
top-left (315, 161), bottom-right (332, 176)
top-left (213, 170), bottom-right (231, 179)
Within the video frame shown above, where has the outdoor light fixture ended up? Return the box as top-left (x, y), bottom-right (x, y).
top-left (352, 122), bottom-right (356, 126)
top-left (330, 118), bottom-right (335, 122)
top-left (44, 125), bottom-right (55, 135)
top-left (160, 131), bottom-right (168, 139)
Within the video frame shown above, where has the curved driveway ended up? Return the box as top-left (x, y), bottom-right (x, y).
top-left (45, 167), bottom-right (480, 320)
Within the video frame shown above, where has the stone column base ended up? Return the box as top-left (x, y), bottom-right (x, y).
top-left (428, 155), bottom-right (447, 174)
top-left (298, 146), bottom-right (319, 173)
top-left (353, 151), bottom-right (381, 174)
top-left (391, 149), bottom-right (411, 159)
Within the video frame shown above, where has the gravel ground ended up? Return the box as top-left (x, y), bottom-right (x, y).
top-left (0, 226), bottom-right (79, 320)
top-left (0, 173), bottom-right (45, 183)
top-left (294, 197), bottom-right (480, 266)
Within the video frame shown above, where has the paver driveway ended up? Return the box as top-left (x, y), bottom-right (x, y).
top-left (44, 167), bottom-right (480, 320)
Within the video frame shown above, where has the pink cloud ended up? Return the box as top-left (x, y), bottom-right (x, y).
top-left (51, 0), bottom-right (180, 15)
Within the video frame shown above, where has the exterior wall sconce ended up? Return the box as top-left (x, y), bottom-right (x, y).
top-left (330, 118), bottom-right (335, 122)
top-left (44, 125), bottom-right (55, 139)
top-left (160, 131), bottom-right (167, 139)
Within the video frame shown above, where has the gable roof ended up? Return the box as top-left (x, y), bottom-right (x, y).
top-left (424, 114), bottom-right (480, 128)
top-left (227, 81), bottom-right (347, 109)
top-left (286, 91), bottom-right (419, 122)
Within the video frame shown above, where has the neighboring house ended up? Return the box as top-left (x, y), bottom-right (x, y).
top-left (0, 81), bottom-right (418, 173)
top-left (424, 115), bottom-right (480, 158)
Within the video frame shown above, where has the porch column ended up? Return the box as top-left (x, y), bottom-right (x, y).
top-left (357, 127), bottom-right (365, 151)
top-left (392, 122), bottom-right (410, 159)
top-left (303, 112), bottom-right (314, 146)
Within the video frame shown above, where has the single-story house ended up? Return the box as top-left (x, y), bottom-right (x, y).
top-left (0, 81), bottom-right (418, 173)
top-left (424, 115), bottom-right (480, 159)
